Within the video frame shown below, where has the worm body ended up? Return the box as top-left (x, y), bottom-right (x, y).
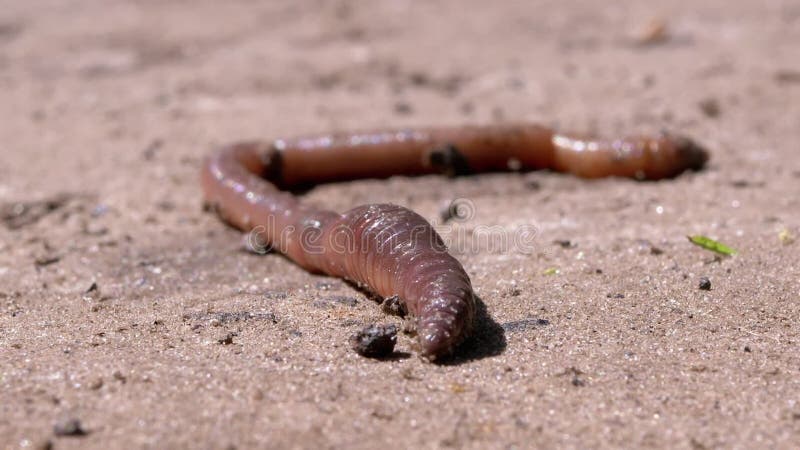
top-left (202, 123), bottom-right (708, 360)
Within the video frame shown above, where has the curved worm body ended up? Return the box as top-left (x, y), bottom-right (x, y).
top-left (202, 123), bottom-right (708, 360)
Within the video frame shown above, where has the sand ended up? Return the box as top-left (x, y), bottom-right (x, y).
top-left (1, 0), bottom-right (799, 448)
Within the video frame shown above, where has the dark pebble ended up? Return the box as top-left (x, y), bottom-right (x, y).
top-left (53, 418), bottom-right (87, 437)
top-left (554, 239), bottom-right (575, 248)
top-left (775, 69), bottom-right (800, 84)
top-left (350, 324), bottom-right (397, 358)
top-left (381, 295), bottom-right (407, 317)
top-left (393, 101), bottom-right (413, 115)
top-left (698, 277), bottom-right (712, 290)
top-left (34, 256), bottom-right (60, 267)
top-left (217, 332), bottom-right (235, 345)
top-left (698, 97), bottom-right (721, 118)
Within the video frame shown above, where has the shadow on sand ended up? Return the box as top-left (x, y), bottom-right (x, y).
top-left (437, 294), bottom-right (506, 365)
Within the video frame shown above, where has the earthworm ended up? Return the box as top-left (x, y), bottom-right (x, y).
top-left (201, 123), bottom-right (708, 360)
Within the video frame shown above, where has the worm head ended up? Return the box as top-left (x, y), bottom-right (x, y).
top-left (659, 131), bottom-right (710, 173)
top-left (673, 135), bottom-right (709, 171)
top-left (416, 289), bottom-right (476, 361)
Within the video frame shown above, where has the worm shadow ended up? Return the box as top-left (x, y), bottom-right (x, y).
top-left (438, 294), bottom-right (506, 365)
top-left (376, 351), bottom-right (413, 362)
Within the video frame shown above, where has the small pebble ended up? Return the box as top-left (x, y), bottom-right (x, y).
top-left (554, 239), bottom-right (576, 249)
top-left (53, 418), bottom-right (87, 437)
top-left (252, 389), bottom-right (264, 401)
top-left (698, 277), bottom-right (712, 290)
top-left (381, 295), bottom-right (407, 317)
top-left (350, 324), bottom-right (397, 358)
top-left (459, 101), bottom-right (474, 116)
top-left (217, 332), bottom-right (235, 345)
top-left (88, 378), bottom-right (103, 390)
top-left (698, 98), bottom-right (721, 118)
top-left (775, 70), bottom-right (800, 84)
top-left (393, 101), bottom-right (413, 115)
top-left (34, 439), bottom-right (53, 450)
top-left (634, 18), bottom-right (669, 45)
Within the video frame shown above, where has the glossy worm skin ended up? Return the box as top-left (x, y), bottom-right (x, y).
top-left (201, 123), bottom-right (708, 360)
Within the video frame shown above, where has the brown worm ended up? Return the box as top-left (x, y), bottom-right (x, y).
top-left (201, 123), bottom-right (708, 360)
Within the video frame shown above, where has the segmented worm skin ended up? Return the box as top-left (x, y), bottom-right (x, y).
top-left (201, 123), bottom-right (708, 360)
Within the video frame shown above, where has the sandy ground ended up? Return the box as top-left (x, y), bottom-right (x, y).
top-left (1, 0), bottom-right (800, 448)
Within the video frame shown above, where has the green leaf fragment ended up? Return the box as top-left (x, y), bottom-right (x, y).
top-left (778, 228), bottom-right (795, 245)
top-left (687, 235), bottom-right (738, 256)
